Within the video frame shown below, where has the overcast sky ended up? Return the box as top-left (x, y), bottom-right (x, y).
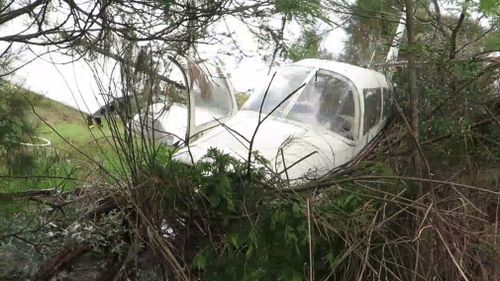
top-left (2, 8), bottom-right (347, 115)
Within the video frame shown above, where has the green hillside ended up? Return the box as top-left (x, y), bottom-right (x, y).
top-left (0, 87), bottom-right (120, 199)
top-left (26, 92), bottom-right (115, 151)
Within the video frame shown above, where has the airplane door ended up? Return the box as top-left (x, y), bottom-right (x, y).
top-left (186, 60), bottom-right (238, 143)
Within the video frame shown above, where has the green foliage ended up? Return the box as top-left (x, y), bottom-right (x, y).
top-left (274, 0), bottom-right (322, 22)
top-left (287, 28), bottom-right (332, 62)
top-left (479, 0), bottom-right (500, 17)
top-left (413, 52), bottom-right (500, 163)
top-left (340, 0), bottom-right (399, 64)
top-left (127, 148), bottom-right (411, 280)
top-left (0, 149), bottom-right (79, 225)
top-left (484, 34), bottom-right (500, 50)
top-left (0, 83), bottom-right (35, 154)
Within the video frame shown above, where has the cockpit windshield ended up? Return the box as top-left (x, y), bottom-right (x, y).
top-left (243, 66), bottom-right (357, 140)
top-left (286, 70), bottom-right (357, 139)
top-left (242, 65), bottom-right (312, 115)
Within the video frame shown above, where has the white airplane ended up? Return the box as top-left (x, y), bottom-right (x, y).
top-left (131, 16), bottom-right (406, 181)
top-left (131, 18), bottom-right (406, 181)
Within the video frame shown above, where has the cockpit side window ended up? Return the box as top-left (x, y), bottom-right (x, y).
top-left (363, 88), bottom-right (382, 134)
top-left (287, 70), bottom-right (357, 140)
top-left (188, 63), bottom-right (234, 127)
top-left (382, 87), bottom-right (393, 119)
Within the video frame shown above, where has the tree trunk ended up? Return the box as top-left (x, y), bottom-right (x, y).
top-left (405, 2), bottom-right (424, 280)
top-left (405, 0), bottom-right (422, 180)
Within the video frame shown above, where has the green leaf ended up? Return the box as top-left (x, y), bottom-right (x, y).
top-left (480, 0), bottom-right (500, 14)
top-left (484, 35), bottom-right (500, 50)
top-left (292, 270), bottom-right (303, 281)
top-left (193, 251), bottom-right (207, 270)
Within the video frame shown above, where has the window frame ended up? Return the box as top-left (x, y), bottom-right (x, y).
top-left (186, 61), bottom-right (238, 142)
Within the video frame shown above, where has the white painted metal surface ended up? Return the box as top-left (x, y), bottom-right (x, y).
top-left (131, 102), bottom-right (189, 145)
top-left (133, 58), bottom-right (394, 181)
top-left (176, 59), bottom-right (391, 180)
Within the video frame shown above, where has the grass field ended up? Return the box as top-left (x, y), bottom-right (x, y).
top-left (28, 93), bottom-right (115, 149)
top-left (0, 90), bottom-right (121, 214)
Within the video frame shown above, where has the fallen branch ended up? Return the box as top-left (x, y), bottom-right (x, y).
top-left (287, 175), bottom-right (499, 195)
top-left (0, 188), bottom-right (55, 200)
top-left (31, 244), bottom-right (91, 281)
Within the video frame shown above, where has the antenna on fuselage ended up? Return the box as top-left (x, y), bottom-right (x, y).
top-left (385, 12), bottom-right (406, 64)
top-left (384, 11), bottom-right (406, 80)
top-left (367, 50), bottom-right (376, 68)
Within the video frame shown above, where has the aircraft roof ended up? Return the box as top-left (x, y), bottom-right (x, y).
top-left (294, 59), bottom-right (388, 90)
